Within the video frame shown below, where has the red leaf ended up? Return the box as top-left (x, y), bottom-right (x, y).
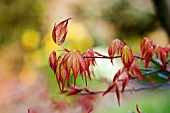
top-left (52, 18), bottom-right (72, 45)
top-left (55, 56), bottom-right (68, 91)
top-left (83, 49), bottom-right (96, 66)
top-left (102, 82), bottom-right (116, 96)
top-left (116, 85), bottom-right (120, 106)
top-left (108, 39), bottom-right (123, 64)
top-left (129, 62), bottom-right (144, 81)
top-left (121, 45), bottom-right (134, 67)
top-left (49, 51), bottom-right (57, 71)
top-left (121, 77), bottom-right (129, 93)
top-left (155, 46), bottom-right (167, 70)
top-left (113, 70), bottom-right (122, 82)
top-left (140, 37), bottom-right (155, 68)
top-left (58, 50), bottom-right (90, 87)
top-left (136, 104), bottom-right (141, 113)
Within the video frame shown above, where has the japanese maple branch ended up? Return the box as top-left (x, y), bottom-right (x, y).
top-left (131, 69), bottom-right (162, 79)
top-left (84, 54), bottom-right (170, 73)
top-left (79, 81), bottom-right (170, 95)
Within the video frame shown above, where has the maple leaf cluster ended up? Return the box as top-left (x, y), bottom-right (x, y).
top-left (141, 37), bottom-right (170, 70)
top-left (49, 19), bottom-right (96, 91)
top-left (49, 18), bottom-right (170, 107)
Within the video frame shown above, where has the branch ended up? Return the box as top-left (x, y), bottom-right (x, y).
top-left (79, 82), bottom-right (170, 95)
top-left (131, 69), bottom-right (162, 79)
top-left (83, 56), bottom-right (121, 59)
top-left (84, 54), bottom-right (170, 74)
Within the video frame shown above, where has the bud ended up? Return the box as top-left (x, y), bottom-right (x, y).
top-left (121, 45), bottom-right (134, 67)
top-left (52, 18), bottom-right (72, 45)
top-left (155, 46), bottom-right (167, 70)
top-left (108, 39), bottom-right (123, 58)
top-left (49, 51), bottom-right (57, 71)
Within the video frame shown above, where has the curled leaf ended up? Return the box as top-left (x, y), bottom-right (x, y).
top-left (121, 45), bottom-right (134, 67)
top-left (116, 85), bottom-right (120, 106)
top-left (113, 69), bottom-right (122, 82)
top-left (55, 56), bottom-right (68, 91)
top-left (52, 18), bottom-right (72, 45)
top-left (83, 49), bottom-right (96, 67)
top-left (129, 62), bottom-right (144, 81)
top-left (140, 37), bottom-right (155, 67)
top-left (49, 51), bottom-right (57, 72)
top-left (121, 77), bottom-right (129, 93)
top-left (102, 82), bottom-right (116, 96)
top-left (61, 50), bottom-right (90, 86)
top-left (108, 39), bottom-right (123, 64)
top-left (155, 46), bottom-right (167, 70)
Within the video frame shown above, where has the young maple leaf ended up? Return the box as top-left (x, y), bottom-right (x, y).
top-left (52, 18), bottom-right (72, 45)
top-left (140, 37), bottom-right (155, 68)
top-left (115, 85), bottom-right (120, 106)
top-left (129, 62), bottom-right (144, 81)
top-left (49, 51), bottom-right (57, 72)
top-left (108, 39), bottom-right (123, 64)
top-left (108, 39), bottom-right (123, 57)
top-left (83, 49), bottom-right (96, 67)
top-left (155, 46), bottom-right (167, 70)
top-left (83, 49), bottom-right (96, 80)
top-left (61, 50), bottom-right (90, 86)
top-left (113, 69), bottom-right (122, 82)
top-left (55, 56), bottom-right (68, 91)
top-left (121, 76), bottom-right (129, 93)
top-left (121, 45), bottom-right (134, 67)
top-left (102, 82), bottom-right (117, 96)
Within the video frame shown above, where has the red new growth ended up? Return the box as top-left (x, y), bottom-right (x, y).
top-left (49, 18), bottom-right (170, 109)
top-left (121, 45), bottom-right (134, 67)
top-left (52, 18), bottom-right (72, 45)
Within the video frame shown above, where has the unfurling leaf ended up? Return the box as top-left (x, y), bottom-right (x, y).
top-left (113, 70), bottom-right (122, 82)
top-left (83, 49), bottom-right (96, 80)
top-left (83, 49), bottom-right (96, 67)
top-left (102, 82), bottom-right (116, 96)
top-left (121, 45), bottom-right (134, 67)
top-left (121, 77), bottom-right (129, 93)
top-left (52, 18), bottom-right (72, 45)
top-left (140, 37), bottom-right (155, 68)
top-left (108, 39), bottom-right (123, 64)
top-left (55, 56), bottom-right (68, 91)
top-left (116, 85), bottom-right (120, 106)
top-left (129, 62), bottom-right (144, 81)
top-left (155, 46), bottom-right (167, 70)
top-left (61, 50), bottom-right (90, 86)
top-left (49, 51), bottom-right (57, 72)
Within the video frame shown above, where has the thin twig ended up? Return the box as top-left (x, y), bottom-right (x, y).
top-left (83, 56), bottom-right (121, 59)
top-left (79, 82), bottom-right (170, 95)
top-left (131, 69), bottom-right (162, 79)
top-left (139, 67), bottom-right (156, 71)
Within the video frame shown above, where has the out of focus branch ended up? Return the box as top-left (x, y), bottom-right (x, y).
top-left (79, 82), bottom-right (170, 95)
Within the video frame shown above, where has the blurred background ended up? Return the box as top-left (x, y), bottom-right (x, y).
top-left (0, 0), bottom-right (170, 113)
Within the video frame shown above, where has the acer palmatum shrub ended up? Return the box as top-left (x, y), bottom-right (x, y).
top-left (48, 18), bottom-right (170, 112)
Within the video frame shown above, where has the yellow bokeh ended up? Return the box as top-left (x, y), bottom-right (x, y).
top-left (66, 22), bottom-right (94, 51)
top-left (21, 29), bottom-right (40, 50)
